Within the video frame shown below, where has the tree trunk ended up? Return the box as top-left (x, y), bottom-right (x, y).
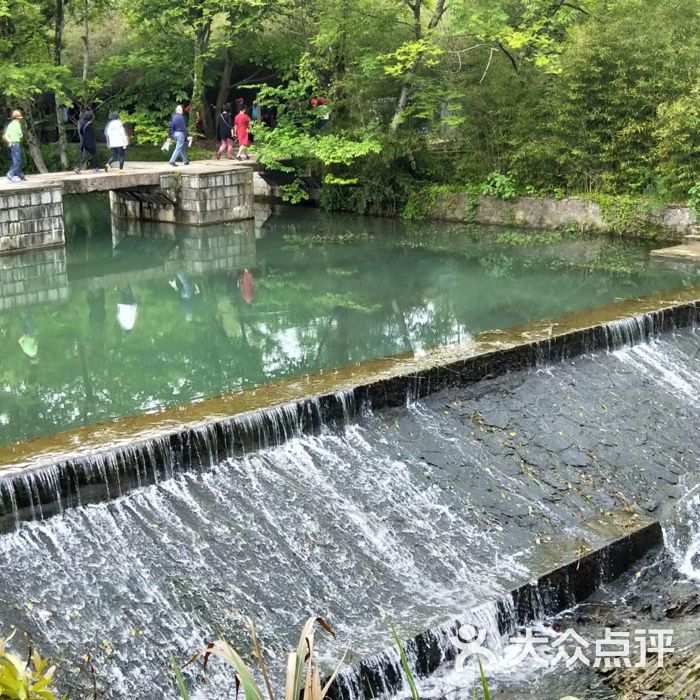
top-left (22, 104), bottom-right (49, 173)
top-left (190, 20), bottom-right (212, 132)
top-left (214, 48), bottom-right (234, 131)
top-left (54, 0), bottom-right (69, 169)
top-left (82, 0), bottom-right (90, 97)
top-left (390, 84), bottom-right (411, 131)
top-left (390, 0), bottom-right (447, 131)
top-left (200, 98), bottom-right (214, 139)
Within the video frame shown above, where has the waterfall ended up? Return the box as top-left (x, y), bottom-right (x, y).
top-left (666, 484), bottom-right (700, 582)
top-left (1, 303), bottom-right (698, 534)
top-left (0, 396), bottom-right (331, 533)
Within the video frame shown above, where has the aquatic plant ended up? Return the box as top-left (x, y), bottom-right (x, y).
top-left (0, 634), bottom-right (62, 700)
top-left (390, 626), bottom-right (419, 700)
top-left (175, 616), bottom-right (346, 700)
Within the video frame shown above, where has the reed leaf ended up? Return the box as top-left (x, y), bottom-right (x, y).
top-left (478, 658), bottom-right (490, 700)
top-left (246, 617), bottom-right (275, 700)
top-left (169, 652), bottom-right (190, 700)
top-left (204, 640), bottom-right (265, 700)
top-left (389, 625), bottom-right (419, 700)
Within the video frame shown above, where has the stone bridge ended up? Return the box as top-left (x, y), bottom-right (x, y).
top-left (0, 160), bottom-right (255, 254)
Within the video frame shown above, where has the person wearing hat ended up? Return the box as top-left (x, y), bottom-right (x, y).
top-left (3, 109), bottom-right (27, 183)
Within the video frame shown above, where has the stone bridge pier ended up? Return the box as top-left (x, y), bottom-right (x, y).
top-left (0, 162), bottom-right (255, 255)
top-left (109, 168), bottom-right (254, 226)
top-left (0, 186), bottom-right (64, 254)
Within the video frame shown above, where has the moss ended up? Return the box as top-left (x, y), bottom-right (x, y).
top-left (401, 182), bottom-right (481, 222)
top-left (583, 193), bottom-right (664, 239)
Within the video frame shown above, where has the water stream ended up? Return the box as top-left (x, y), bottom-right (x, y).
top-left (0, 325), bottom-right (697, 698)
top-left (1, 197), bottom-right (695, 446)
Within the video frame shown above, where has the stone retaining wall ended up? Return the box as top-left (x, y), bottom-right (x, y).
top-left (432, 192), bottom-right (693, 238)
top-left (0, 187), bottom-right (65, 254)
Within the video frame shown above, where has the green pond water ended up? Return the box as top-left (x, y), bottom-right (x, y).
top-left (0, 194), bottom-right (693, 447)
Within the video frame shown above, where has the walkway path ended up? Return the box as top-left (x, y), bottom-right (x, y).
top-left (0, 158), bottom-right (255, 195)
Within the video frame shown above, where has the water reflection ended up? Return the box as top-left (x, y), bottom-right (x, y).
top-left (0, 195), bottom-right (692, 446)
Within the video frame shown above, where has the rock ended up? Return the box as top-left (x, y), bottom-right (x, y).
top-left (642, 499), bottom-right (659, 513)
top-left (560, 448), bottom-right (590, 467)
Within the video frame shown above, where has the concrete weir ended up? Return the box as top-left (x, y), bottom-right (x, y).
top-left (0, 161), bottom-right (254, 253)
top-left (326, 521), bottom-right (664, 699)
top-left (0, 285), bottom-right (697, 532)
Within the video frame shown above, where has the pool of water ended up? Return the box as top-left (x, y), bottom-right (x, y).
top-left (0, 195), bottom-right (693, 446)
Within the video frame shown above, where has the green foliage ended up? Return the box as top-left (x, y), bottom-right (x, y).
top-left (402, 184), bottom-right (441, 221)
top-left (654, 82), bottom-right (700, 198)
top-left (0, 635), bottom-right (62, 700)
top-left (480, 171), bottom-right (517, 200)
top-left (688, 183), bottom-right (700, 221)
top-left (588, 194), bottom-right (658, 237)
top-left (0, 0), bottom-right (699, 211)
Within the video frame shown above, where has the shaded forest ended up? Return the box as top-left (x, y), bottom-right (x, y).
top-left (1, 0), bottom-right (699, 210)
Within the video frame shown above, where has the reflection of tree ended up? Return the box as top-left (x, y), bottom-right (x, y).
top-left (0, 208), bottom-right (687, 447)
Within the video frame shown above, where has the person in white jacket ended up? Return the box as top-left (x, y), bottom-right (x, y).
top-left (104, 112), bottom-right (128, 171)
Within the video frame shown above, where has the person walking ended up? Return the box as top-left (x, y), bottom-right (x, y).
top-left (75, 110), bottom-right (100, 173)
top-left (3, 109), bottom-right (26, 182)
top-left (216, 103), bottom-right (234, 160)
top-left (234, 105), bottom-right (251, 160)
top-left (104, 112), bottom-right (128, 171)
top-left (168, 105), bottom-right (190, 167)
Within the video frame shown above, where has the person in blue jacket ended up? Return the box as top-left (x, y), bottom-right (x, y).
top-left (168, 105), bottom-right (190, 167)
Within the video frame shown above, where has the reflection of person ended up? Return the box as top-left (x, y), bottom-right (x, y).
top-left (18, 312), bottom-right (38, 364)
top-left (87, 289), bottom-right (106, 328)
top-left (168, 273), bottom-right (200, 321)
top-left (234, 106), bottom-right (251, 161)
top-left (116, 286), bottom-right (138, 331)
top-left (238, 268), bottom-right (254, 303)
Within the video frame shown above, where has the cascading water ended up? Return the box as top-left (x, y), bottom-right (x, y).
top-left (0, 321), bottom-right (697, 699)
top-left (0, 424), bottom-right (529, 698)
top-left (665, 484), bottom-right (700, 582)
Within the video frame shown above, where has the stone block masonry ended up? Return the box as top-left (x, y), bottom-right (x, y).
top-left (111, 169), bottom-right (254, 226)
top-left (0, 186), bottom-right (65, 254)
top-left (0, 248), bottom-right (68, 312)
top-left (177, 222), bottom-right (256, 274)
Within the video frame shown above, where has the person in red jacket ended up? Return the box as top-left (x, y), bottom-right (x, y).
top-left (234, 105), bottom-right (251, 160)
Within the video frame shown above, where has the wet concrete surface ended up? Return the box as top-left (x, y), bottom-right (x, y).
top-left (0, 327), bottom-right (697, 699)
top-left (374, 326), bottom-right (698, 546)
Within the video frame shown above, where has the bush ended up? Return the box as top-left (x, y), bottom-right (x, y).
top-left (653, 83), bottom-right (700, 199)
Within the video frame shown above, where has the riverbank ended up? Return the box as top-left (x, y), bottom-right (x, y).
top-left (256, 175), bottom-right (697, 240)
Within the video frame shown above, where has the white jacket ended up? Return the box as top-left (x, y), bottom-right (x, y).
top-left (105, 119), bottom-right (128, 149)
